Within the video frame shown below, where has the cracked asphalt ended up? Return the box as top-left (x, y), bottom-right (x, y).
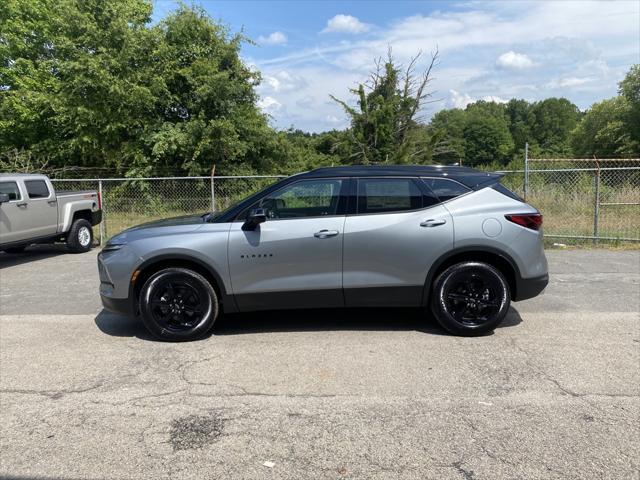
top-left (0, 247), bottom-right (638, 479)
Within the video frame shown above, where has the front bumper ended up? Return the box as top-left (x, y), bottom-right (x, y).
top-left (98, 249), bottom-right (136, 317)
top-left (100, 292), bottom-right (135, 316)
top-left (514, 273), bottom-right (549, 301)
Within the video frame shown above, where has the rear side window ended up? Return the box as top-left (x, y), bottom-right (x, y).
top-left (0, 181), bottom-right (21, 201)
top-left (357, 178), bottom-right (422, 214)
top-left (25, 180), bottom-right (50, 199)
top-left (492, 183), bottom-right (524, 202)
top-left (422, 178), bottom-right (470, 202)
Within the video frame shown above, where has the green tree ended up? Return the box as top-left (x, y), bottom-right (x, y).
top-left (618, 64), bottom-right (640, 149)
top-left (570, 65), bottom-right (639, 157)
top-left (331, 50), bottom-right (439, 164)
top-left (530, 98), bottom-right (581, 156)
top-left (0, 0), bottom-right (282, 176)
top-left (462, 106), bottom-right (514, 166)
top-left (505, 99), bottom-right (534, 151)
top-left (430, 108), bottom-right (467, 163)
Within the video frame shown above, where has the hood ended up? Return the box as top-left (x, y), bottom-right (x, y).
top-left (127, 214), bottom-right (207, 230)
top-left (108, 214), bottom-right (207, 244)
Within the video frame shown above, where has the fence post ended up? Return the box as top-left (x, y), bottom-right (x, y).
top-left (593, 158), bottom-right (600, 245)
top-left (524, 142), bottom-right (529, 201)
top-left (98, 180), bottom-right (105, 246)
top-left (210, 165), bottom-right (216, 213)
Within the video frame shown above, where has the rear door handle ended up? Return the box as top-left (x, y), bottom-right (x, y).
top-left (420, 219), bottom-right (446, 227)
top-left (47, 200), bottom-right (57, 205)
top-left (314, 229), bottom-right (339, 238)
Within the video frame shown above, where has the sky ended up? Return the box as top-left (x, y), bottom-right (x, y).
top-left (153, 0), bottom-right (640, 133)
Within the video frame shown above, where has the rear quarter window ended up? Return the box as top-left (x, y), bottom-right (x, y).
top-left (422, 178), bottom-right (471, 202)
top-left (491, 183), bottom-right (524, 202)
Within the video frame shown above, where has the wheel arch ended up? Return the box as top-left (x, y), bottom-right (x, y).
top-left (421, 246), bottom-right (521, 306)
top-left (72, 209), bottom-right (93, 223)
top-left (130, 254), bottom-right (236, 314)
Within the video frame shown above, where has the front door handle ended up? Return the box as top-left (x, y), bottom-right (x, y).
top-left (420, 219), bottom-right (446, 227)
top-left (47, 200), bottom-right (57, 205)
top-left (16, 202), bottom-right (27, 208)
top-left (314, 229), bottom-right (339, 238)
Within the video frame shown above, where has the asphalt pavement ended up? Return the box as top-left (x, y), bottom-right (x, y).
top-left (0, 247), bottom-right (638, 479)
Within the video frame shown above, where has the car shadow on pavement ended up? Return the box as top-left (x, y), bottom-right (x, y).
top-left (94, 310), bottom-right (157, 341)
top-left (0, 244), bottom-right (69, 268)
top-left (94, 306), bottom-right (523, 341)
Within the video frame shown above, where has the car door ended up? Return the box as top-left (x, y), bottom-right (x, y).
top-left (228, 178), bottom-right (348, 311)
top-left (342, 177), bottom-right (454, 307)
top-left (0, 180), bottom-right (28, 244)
top-left (19, 179), bottom-right (58, 239)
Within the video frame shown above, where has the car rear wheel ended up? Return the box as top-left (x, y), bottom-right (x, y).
top-left (67, 218), bottom-right (93, 253)
top-left (431, 261), bottom-right (510, 336)
top-left (139, 268), bottom-right (219, 342)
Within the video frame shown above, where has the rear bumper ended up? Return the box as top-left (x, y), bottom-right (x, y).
top-left (514, 273), bottom-right (549, 301)
top-left (91, 210), bottom-right (103, 226)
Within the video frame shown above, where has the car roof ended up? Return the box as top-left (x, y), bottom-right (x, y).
top-left (0, 173), bottom-right (48, 178)
top-left (296, 165), bottom-right (502, 189)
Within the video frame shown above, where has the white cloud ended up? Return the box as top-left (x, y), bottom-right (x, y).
top-left (257, 31), bottom-right (288, 46)
top-left (482, 95), bottom-right (508, 104)
top-left (252, 1), bottom-right (639, 131)
top-left (257, 96), bottom-right (282, 113)
top-left (322, 14), bottom-right (370, 34)
top-left (496, 51), bottom-right (534, 70)
top-left (546, 76), bottom-right (592, 88)
top-left (450, 90), bottom-right (475, 109)
top-left (450, 91), bottom-right (508, 109)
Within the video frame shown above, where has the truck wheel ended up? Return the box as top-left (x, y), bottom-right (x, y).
top-left (67, 218), bottom-right (93, 253)
top-left (139, 268), bottom-right (219, 342)
top-left (431, 261), bottom-right (510, 336)
top-left (4, 246), bottom-right (26, 254)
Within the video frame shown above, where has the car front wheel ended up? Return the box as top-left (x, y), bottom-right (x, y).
top-left (139, 268), bottom-right (219, 341)
top-left (431, 261), bottom-right (510, 336)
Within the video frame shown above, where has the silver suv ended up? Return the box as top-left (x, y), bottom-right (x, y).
top-left (98, 166), bottom-right (548, 341)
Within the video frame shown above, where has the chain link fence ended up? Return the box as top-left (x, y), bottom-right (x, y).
top-left (51, 176), bottom-right (285, 243)
top-left (520, 158), bottom-right (639, 243)
top-left (52, 165), bottom-right (639, 245)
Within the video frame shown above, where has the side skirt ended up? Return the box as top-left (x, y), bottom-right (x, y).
top-left (234, 286), bottom-right (423, 312)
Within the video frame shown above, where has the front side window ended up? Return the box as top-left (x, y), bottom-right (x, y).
top-left (422, 178), bottom-right (470, 202)
top-left (357, 178), bottom-right (422, 214)
top-left (259, 179), bottom-right (345, 219)
top-left (0, 182), bottom-right (21, 201)
top-left (25, 180), bottom-right (50, 199)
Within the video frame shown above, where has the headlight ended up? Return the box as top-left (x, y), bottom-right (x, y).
top-left (102, 243), bottom-right (126, 252)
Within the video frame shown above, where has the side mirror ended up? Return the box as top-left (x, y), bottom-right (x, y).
top-left (0, 193), bottom-right (10, 204)
top-left (242, 208), bottom-right (267, 231)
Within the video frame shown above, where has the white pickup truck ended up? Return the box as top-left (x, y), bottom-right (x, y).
top-left (0, 174), bottom-right (102, 253)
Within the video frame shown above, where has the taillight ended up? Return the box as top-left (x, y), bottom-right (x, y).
top-left (505, 213), bottom-right (543, 231)
top-left (97, 192), bottom-right (102, 209)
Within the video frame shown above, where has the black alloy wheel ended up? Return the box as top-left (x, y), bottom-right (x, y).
top-left (431, 261), bottom-right (510, 336)
top-left (139, 268), bottom-right (218, 341)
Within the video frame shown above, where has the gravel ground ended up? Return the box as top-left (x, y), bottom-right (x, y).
top-left (0, 247), bottom-right (638, 479)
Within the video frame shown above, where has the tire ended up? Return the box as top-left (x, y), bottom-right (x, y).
top-left (431, 261), bottom-right (510, 336)
top-left (67, 218), bottom-right (93, 253)
top-left (4, 246), bottom-right (26, 254)
top-left (139, 268), bottom-right (219, 342)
